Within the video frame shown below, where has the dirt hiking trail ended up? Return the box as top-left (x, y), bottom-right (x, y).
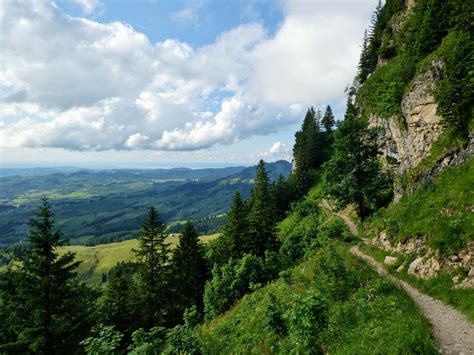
top-left (321, 200), bottom-right (474, 354)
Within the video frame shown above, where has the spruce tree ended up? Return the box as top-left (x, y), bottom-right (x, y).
top-left (323, 96), bottom-right (393, 220)
top-left (171, 221), bottom-right (209, 320)
top-left (292, 107), bottom-right (322, 192)
top-left (270, 175), bottom-right (294, 222)
top-left (102, 262), bottom-right (140, 340)
top-left (221, 191), bottom-right (250, 259)
top-left (357, 30), bottom-right (370, 84)
top-left (321, 105), bottom-right (336, 132)
top-left (365, 0), bottom-right (383, 75)
top-left (2, 199), bottom-right (97, 353)
top-left (134, 207), bottom-right (169, 328)
top-left (248, 160), bottom-right (278, 256)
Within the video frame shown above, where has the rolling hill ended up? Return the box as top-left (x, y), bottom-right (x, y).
top-left (0, 160), bottom-right (291, 246)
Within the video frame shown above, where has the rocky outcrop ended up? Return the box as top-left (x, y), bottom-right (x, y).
top-left (416, 133), bottom-right (474, 186)
top-left (370, 234), bottom-right (474, 287)
top-left (369, 60), bottom-right (445, 181)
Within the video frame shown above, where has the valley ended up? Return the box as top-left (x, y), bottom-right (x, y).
top-left (0, 161), bottom-right (291, 246)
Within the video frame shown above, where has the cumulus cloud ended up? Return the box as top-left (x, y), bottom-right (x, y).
top-left (0, 0), bottom-right (374, 152)
top-left (251, 141), bottom-right (291, 160)
top-left (269, 141), bottom-right (289, 155)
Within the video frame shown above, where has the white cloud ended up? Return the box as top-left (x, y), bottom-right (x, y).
top-left (251, 141), bottom-right (291, 161)
top-left (269, 141), bottom-right (289, 155)
top-left (125, 133), bottom-right (150, 149)
top-left (0, 0), bottom-right (375, 153)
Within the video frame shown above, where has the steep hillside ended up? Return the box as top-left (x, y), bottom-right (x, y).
top-left (354, 0), bottom-right (472, 198)
top-left (199, 244), bottom-right (435, 353)
top-left (350, 0), bottom-right (473, 279)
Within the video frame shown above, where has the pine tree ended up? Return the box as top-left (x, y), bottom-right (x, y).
top-left (248, 160), bottom-right (279, 256)
top-left (134, 207), bottom-right (170, 328)
top-left (221, 191), bottom-right (250, 259)
top-left (171, 222), bottom-right (209, 320)
top-left (2, 199), bottom-right (98, 353)
top-left (323, 95), bottom-right (393, 220)
top-left (321, 105), bottom-right (336, 132)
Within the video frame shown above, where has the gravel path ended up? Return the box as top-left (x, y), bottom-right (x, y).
top-left (320, 201), bottom-right (474, 353)
top-left (350, 245), bottom-right (474, 354)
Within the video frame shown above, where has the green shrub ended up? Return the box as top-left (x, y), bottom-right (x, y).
top-left (81, 326), bottom-right (123, 354)
top-left (163, 325), bottom-right (201, 355)
top-left (127, 326), bottom-right (167, 354)
top-left (284, 289), bottom-right (328, 354)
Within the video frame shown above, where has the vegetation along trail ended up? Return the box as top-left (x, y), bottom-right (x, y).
top-left (327, 204), bottom-right (474, 354)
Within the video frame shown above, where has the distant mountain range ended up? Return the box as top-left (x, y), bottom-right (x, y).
top-left (0, 160), bottom-right (291, 246)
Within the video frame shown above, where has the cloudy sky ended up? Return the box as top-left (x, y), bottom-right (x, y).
top-left (0, 0), bottom-right (377, 168)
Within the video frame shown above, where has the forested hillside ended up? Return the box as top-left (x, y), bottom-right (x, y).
top-left (0, 161), bottom-right (291, 246)
top-left (0, 0), bottom-right (472, 353)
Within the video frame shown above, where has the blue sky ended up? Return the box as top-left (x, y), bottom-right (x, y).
top-left (0, 0), bottom-right (378, 168)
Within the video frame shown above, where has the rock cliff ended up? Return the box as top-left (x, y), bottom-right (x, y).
top-left (359, 0), bottom-right (473, 282)
top-left (368, 60), bottom-right (445, 176)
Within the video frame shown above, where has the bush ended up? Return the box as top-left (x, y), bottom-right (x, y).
top-left (283, 289), bottom-right (328, 353)
top-left (81, 326), bottom-right (123, 354)
top-left (127, 327), bottom-right (167, 354)
top-left (163, 325), bottom-right (201, 355)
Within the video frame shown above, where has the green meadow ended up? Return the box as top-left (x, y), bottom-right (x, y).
top-left (58, 234), bottom-right (220, 286)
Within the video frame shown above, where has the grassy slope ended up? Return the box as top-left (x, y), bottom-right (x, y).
top-left (199, 243), bottom-right (435, 354)
top-left (198, 183), bottom-right (435, 353)
top-left (368, 158), bottom-right (474, 255)
top-left (58, 234), bottom-right (219, 285)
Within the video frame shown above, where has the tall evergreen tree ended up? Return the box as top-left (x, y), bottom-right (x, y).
top-left (321, 105), bottom-right (336, 132)
top-left (0, 199), bottom-right (97, 353)
top-left (323, 96), bottom-right (393, 220)
top-left (171, 221), bottom-right (209, 320)
top-left (221, 191), bottom-right (250, 259)
top-left (293, 107), bottom-right (322, 192)
top-left (365, 0), bottom-right (383, 75)
top-left (270, 175), bottom-right (294, 222)
top-left (357, 29), bottom-right (370, 84)
top-left (248, 160), bottom-right (279, 256)
top-left (102, 262), bottom-right (140, 341)
top-left (134, 207), bottom-right (170, 328)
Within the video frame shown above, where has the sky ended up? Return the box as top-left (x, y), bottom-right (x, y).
top-left (0, 0), bottom-right (378, 168)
